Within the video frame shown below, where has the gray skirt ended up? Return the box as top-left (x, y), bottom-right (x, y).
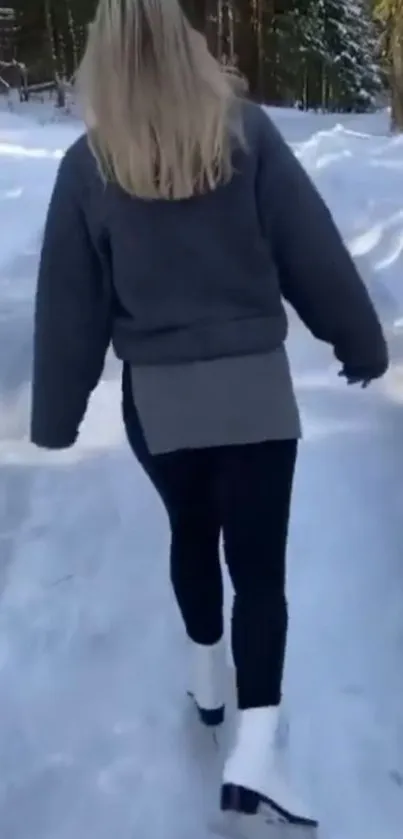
top-left (130, 349), bottom-right (301, 455)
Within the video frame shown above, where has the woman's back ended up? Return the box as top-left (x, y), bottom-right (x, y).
top-left (54, 101), bottom-right (288, 367)
top-left (31, 94), bottom-right (387, 450)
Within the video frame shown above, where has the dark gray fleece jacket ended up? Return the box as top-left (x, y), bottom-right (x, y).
top-left (31, 102), bottom-right (388, 449)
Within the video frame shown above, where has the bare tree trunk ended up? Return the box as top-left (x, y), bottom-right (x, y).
top-left (253, 0), bottom-right (264, 98)
top-left (390, 19), bottom-right (403, 131)
top-left (228, 0), bottom-right (236, 62)
top-left (44, 0), bottom-right (58, 84)
top-left (217, 0), bottom-right (224, 60)
top-left (258, 0), bottom-right (277, 103)
top-left (65, 0), bottom-right (79, 74)
top-left (234, 0), bottom-right (260, 98)
top-left (206, 0), bottom-right (219, 56)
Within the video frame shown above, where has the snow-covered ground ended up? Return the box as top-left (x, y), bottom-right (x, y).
top-left (1, 101), bottom-right (403, 839)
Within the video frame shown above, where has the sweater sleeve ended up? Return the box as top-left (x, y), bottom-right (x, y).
top-left (255, 110), bottom-right (388, 376)
top-left (31, 148), bottom-right (112, 449)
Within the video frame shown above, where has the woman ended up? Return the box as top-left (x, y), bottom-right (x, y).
top-left (31, 0), bottom-right (388, 831)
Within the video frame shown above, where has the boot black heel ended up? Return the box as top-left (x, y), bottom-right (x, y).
top-left (221, 783), bottom-right (319, 829)
top-left (198, 705), bottom-right (225, 726)
top-left (221, 783), bottom-right (260, 815)
top-left (187, 692), bottom-right (225, 726)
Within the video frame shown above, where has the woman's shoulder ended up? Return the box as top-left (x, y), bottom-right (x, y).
top-left (240, 98), bottom-right (267, 126)
top-left (237, 100), bottom-right (282, 152)
top-left (57, 133), bottom-right (103, 205)
top-left (61, 133), bottom-right (97, 177)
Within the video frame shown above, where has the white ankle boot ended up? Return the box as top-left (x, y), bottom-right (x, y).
top-left (222, 707), bottom-right (318, 829)
top-left (188, 639), bottom-right (226, 726)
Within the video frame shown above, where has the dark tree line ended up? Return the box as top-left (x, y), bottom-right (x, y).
top-left (0, 0), bottom-right (402, 124)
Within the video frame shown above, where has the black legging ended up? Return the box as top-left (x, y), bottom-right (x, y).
top-left (122, 365), bottom-right (297, 709)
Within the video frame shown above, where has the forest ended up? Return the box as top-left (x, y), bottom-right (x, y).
top-left (0, 0), bottom-right (403, 128)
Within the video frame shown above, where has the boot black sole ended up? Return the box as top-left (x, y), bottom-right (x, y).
top-left (187, 692), bottom-right (225, 727)
top-left (221, 784), bottom-right (318, 829)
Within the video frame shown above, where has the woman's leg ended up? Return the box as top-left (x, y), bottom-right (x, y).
top-left (122, 365), bottom-right (223, 644)
top-left (217, 440), bottom-right (317, 828)
top-left (219, 439), bottom-right (297, 710)
top-left (156, 450), bottom-right (226, 725)
top-left (160, 451), bottom-right (223, 647)
top-left (122, 366), bottom-right (226, 721)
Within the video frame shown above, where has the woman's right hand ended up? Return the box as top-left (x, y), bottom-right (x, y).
top-left (338, 362), bottom-right (388, 388)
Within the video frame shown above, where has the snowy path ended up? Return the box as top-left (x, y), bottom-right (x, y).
top-left (1, 105), bottom-right (403, 839)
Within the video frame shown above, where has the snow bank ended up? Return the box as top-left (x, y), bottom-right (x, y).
top-left (266, 107), bottom-right (403, 325)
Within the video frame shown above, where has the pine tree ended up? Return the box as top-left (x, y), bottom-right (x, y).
top-left (274, 0), bottom-right (326, 107)
top-left (321, 0), bottom-right (381, 110)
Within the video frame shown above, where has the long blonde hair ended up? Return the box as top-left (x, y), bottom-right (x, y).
top-left (76, 0), bottom-right (244, 200)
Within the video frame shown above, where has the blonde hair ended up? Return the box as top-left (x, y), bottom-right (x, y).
top-left (76, 0), bottom-right (245, 200)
